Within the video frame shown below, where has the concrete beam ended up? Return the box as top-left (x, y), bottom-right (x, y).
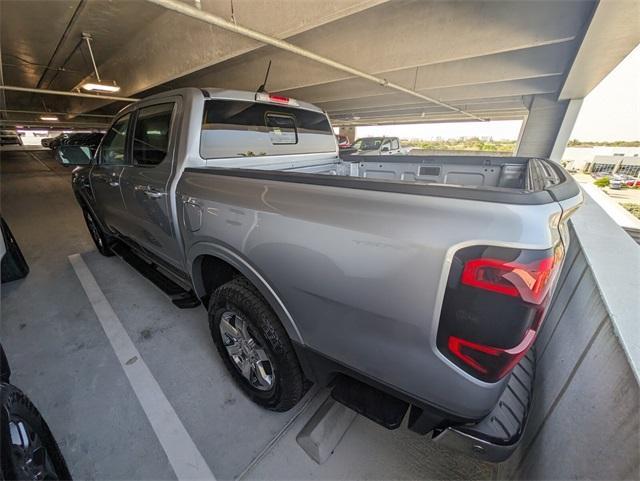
top-left (154, 0), bottom-right (590, 98)
top-left (560, 0), bottom-right (640, 99)
top-left (319, 77), bottom-right (561, 115)
top-left (280, 41), bottom-right (575, 104)
top-left (74, 0), bottom-right (391, 97)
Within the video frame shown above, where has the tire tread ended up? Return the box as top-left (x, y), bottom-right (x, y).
top-left (208, 277), bottom-right (303, 412)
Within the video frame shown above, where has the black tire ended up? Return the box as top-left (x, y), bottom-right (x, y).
top-left (1, 218), bottom-right (29, 283)
top-left (1, 383), bottom-right (72, 481)
top-left (82, 208), bottom-right (114, 257)
top-left (209, 277), bottom-right (304, 412)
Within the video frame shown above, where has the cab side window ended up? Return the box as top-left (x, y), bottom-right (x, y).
top-left (391, 138), bottom-right (399, 150)
top-left (100, 114), bottom-right (131, 165)
top-left (132, 103), bottom-right (174, 166)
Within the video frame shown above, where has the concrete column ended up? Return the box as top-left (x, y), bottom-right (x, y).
top-left (516, 95), bottom-right (583, 160)
top-left (612, 159), bottom-right (624, 174)
top-left (549, 98), bottom-right (583, 161)
top-left (338, 126), bottom-right (356, 143)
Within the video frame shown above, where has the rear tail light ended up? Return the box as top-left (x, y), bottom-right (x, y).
top-left (437, 244), bottom-right (564, 382)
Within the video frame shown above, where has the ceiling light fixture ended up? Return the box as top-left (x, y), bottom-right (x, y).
top-left (40, 115), bottom-right (59, 121)
top-left (81, 82), bottom-right (121, 93)
top-left (80, 33), bottom-right (121, 93)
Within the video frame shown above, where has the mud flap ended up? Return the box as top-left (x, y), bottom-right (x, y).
top-left (331, 375), bottom-right (409, 429)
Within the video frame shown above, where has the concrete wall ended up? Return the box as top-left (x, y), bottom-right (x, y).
top-left (499, 196), bottom-right (640, 479)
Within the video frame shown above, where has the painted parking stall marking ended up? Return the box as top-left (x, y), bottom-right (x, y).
top-left (69, 253), bottom-right (216, 480)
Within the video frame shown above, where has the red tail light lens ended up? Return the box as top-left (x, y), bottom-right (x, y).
top-left (255, 92), bottom-right (299, 106)
top-left (437, 244), bottom-right (564, 382)
top-left (448, 330), bottom-right (537, 381)
top-left (268, 94), bottom-right (291, 104)
top-left (461, 246), bottom-right (562, 305)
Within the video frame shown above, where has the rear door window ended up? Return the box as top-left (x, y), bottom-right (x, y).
top-left (200, 99), bottom-right (335, 159)
top-left (132, 103), bottom-right (174, 166)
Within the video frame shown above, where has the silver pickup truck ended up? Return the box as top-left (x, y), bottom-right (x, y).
top-left (58, 87), bottom-right (582, 462)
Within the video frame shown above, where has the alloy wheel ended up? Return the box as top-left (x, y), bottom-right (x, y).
top-left (219, 310), bottom-right (275, 391)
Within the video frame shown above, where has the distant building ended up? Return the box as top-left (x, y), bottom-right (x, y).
top-left (562, 147), bottom-right (640, 173)
top-left (587, 155), bottom-right (640, 176)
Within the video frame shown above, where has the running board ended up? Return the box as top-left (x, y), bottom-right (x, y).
top-left (112, 243), bottom-right (200, 309)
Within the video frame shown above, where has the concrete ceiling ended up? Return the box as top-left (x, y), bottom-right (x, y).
top-left (1, 0), bottom-right (637, 129)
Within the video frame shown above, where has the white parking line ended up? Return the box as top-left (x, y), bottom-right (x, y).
top-left (69, 253), bottom-right (216, 481)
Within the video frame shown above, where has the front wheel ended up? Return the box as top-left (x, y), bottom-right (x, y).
top-left (82, 208), bottom-right (113, 257)
top-left (209, 278), bottom-right (304, 412)
top-left (0, 383), bottom-right (72, 480)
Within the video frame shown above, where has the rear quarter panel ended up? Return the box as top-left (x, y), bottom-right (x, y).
top-left (178, 172), bottom-right (562, 419)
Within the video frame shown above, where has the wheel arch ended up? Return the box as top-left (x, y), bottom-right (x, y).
top-left (188, 242), bottom-right (304, 345)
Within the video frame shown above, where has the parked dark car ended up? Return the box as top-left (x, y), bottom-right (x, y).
top-left (0, 344), bottom-right (72, 480)
top-left (47, 134), bottom-right (68, 151)
top-left (61, 132), bottom-right (104, 155)
top-left (1, 217), bottom-right (29, 283)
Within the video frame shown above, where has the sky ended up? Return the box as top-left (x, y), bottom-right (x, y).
top-left (355, 43), bottom-right (640, 142)
top-left (569, 43), bottom-right (640, 141)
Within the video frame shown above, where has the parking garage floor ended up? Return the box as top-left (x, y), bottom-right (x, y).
top-left (0, 148), bottom-right (494, 480)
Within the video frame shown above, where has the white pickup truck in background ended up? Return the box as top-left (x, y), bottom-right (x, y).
top-left (349, 136), bottom-right (408, 155)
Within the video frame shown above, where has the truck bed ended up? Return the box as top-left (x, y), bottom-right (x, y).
top-left (198, 154), bottom-right (575, 205)
top-left (289, 155), bottom-right (528, 190)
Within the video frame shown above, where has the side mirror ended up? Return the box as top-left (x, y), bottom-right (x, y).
top-left (56, 145), bottom-right (93, 166)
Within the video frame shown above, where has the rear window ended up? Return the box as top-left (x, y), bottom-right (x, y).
top-left (200, 99), bottom-right (335, 159)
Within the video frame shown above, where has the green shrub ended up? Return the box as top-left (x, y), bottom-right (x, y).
top-left (621, 203), bottom-right (640, 220)
top-left (593, 176), bottom-right (610, 187)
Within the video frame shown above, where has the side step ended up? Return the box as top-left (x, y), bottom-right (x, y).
top-left (112, 243), bottom-right (201, 309)
top-left (331, 375), bottom-right (409, 430)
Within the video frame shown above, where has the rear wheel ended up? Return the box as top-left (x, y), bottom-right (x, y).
top-left (0, 383), bottom-right (72, 480)
top-left (82, 208), bottom-right (113, 257)
top-left (208, 278), bottom-right (304, 411)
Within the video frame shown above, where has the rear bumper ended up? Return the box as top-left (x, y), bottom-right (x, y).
top-left (432, 348), bottom-right (535, 462)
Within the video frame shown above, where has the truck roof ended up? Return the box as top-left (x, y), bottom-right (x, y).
top-left (126, 87), bottom-right (325, 114)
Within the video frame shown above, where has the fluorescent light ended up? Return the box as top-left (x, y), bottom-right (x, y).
top-left (81, 82), bottom-right (121, 93)
top-left (40, 115), bottom-right (59, 121)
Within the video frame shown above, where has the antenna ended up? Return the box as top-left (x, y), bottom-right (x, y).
top-left (256, 60), bottom-right (272, 93)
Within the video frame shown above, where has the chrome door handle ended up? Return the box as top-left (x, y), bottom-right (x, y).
top-left (135, 184), bottom-right (166, 199)
top-left (109, 181), bottom-right (120, 187)
top-left (145, 190), bottom-right (166, 199)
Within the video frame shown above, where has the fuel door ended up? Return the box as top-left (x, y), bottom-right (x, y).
top-left (183, 197), bottom-right (202, 232)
